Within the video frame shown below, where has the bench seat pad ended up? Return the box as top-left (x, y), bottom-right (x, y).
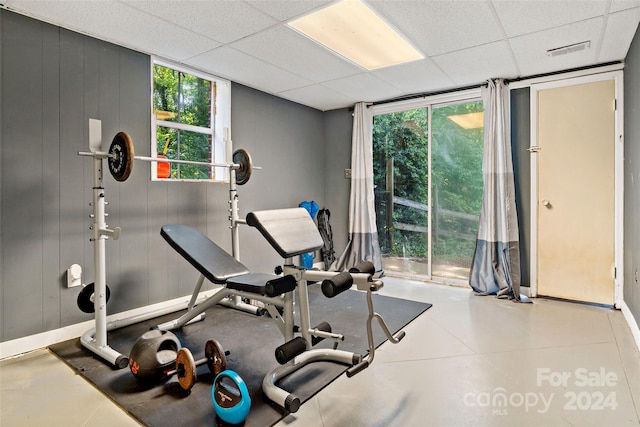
top-left (161, 224), bottom-right (249, 284)
top-left (227, 272), bottom-right (291, 296)
top-left (246, 208), bottom-right (323, 258)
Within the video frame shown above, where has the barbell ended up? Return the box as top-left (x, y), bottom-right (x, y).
top-left (80, 131), bottom-right (255, 185)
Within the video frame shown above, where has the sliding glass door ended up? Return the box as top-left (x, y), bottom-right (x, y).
top-left (373, 95), bottom-right (483, 283)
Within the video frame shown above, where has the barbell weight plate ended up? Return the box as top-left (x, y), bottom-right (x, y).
top-left (176, 347), bottom-right (197, 391)
top-left (77, 282), bottom-right (111, 314)
top-left (108, 132), bottom-right (135, 182)
top-left (232, 148), bottom-right (252, 185)
top-left (205, 339), bottom-right (227, 376)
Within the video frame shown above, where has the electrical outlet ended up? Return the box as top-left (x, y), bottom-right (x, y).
top-left (344, 168), bottom-right (352, 179)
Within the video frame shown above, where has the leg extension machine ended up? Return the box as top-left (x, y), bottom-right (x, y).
top-left (245, 208), bottom-right (405, 413)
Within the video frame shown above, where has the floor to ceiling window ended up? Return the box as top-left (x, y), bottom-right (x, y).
top-left (373, 91), bottom-right (484, 283)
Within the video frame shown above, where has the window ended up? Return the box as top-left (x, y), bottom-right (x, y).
top-left (152, 60), bottom-right (230, 181)
top-left (372, 91), bottom-right (484, 283)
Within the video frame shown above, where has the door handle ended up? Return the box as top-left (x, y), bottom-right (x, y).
top-left (541, 199), bottom-right (551, 208)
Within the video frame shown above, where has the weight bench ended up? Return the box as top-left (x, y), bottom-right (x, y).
top-left (155, 224), bottom-right (298, 341)
top-left (157, 209), bottom-right (404, 414)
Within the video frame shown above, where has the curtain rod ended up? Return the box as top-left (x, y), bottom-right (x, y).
top-left (503, 60), bottom-right (621, 85)
top-left (363, 83), bottom-right (484, 109)
top-left (353, 60), bottom-right (623, 111)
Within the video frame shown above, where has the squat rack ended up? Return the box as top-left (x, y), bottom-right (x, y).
top-left (77, 119), bottom-right (257, 368)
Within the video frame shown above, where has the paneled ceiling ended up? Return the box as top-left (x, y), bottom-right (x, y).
top-left (4, 0), bottom-right (640, 111)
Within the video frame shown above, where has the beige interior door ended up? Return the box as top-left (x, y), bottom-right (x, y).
top-left (536, 79), bottom-right (615, 304)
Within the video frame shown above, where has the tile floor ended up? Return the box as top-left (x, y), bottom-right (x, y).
top-left (1, 278), bottom-right (639, 427)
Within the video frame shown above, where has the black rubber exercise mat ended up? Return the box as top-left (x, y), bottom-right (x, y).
top-left (49, 284), bottom-right (431, 427)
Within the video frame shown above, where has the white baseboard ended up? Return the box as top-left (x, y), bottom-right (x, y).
top-left (619, 300), bottom-right (640, 353)
top-left (0, 290), bottom-right (219, 360)
top-left (3, 287), bottom-right (639, 359)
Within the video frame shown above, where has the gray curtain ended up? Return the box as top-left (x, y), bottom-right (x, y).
top-left (333, 102), bottom-right (383, 272)
top-left (469, 79), bottom-right (527, 302)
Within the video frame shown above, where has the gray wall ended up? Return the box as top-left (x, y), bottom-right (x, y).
top-left (0, 10), bottom-right (325, 342)
top-left (231, 83), bottom-right (326, 273)
top-left (322, 108), bottom-right (353, 256)
top-left (624, 24), bottom-right (640, 327)
top-left (511, 88), bottom-right (532, 287)
top-left (1, 10), bottom-right (152, 341)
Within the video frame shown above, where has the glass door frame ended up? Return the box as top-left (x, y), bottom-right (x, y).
top-left (371, 88), bottom-right (482, 285)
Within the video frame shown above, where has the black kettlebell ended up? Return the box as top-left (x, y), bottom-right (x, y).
top-left (129, 329), bottom-right (181, 381)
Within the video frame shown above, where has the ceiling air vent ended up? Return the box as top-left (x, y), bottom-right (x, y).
top-left (547, 41), bottom-right (591, 57)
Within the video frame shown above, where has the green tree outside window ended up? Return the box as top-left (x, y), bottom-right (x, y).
top-left (153, 64), bottom-right (215, 180)
top-left (373, 100), bottom-right (483, 279)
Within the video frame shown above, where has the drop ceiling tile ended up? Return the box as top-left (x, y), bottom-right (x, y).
top-left (122, 0), bottom-right (277, 44)
top-left (278, 84), bottom-right (356, 111)
top-left (509, 17), bottom-right (604, 76)
top-left (246, 0), bottom-right (331, 21)
top-left (369, 0), bottom-right (503, 56)
top-left (185, 46), bottom-right (312, 95)
top-left (373, 58), bottom-right (456, 95)
top-left (322, 73), bottom-right (401, 103)
top-left (599, 8), bottom-right (640, 62)
top-left (231, 26), bottom-right (362, 83)
top-left (5, 0), bottom-right (638, 112)
top-left (433, 41), bottom-right (520, 86)
top-left (4, 0), bottom-right (218, 61)
top-left (492, 0), bottom-right (608, 38)
top-left (610, 0), bottom-right (640, 13)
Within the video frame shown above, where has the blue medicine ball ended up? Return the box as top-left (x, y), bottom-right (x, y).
top-left (212, 370), bottom-right (251, 424)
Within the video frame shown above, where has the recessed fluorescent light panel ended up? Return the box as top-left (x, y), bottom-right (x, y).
top-left (288, 0), bottom-right (424, 70)
top-left (448, 112), bottom-right (484, 129)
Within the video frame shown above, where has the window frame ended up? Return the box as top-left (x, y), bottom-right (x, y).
top-left (150, 58), bottom-right (231, 182)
